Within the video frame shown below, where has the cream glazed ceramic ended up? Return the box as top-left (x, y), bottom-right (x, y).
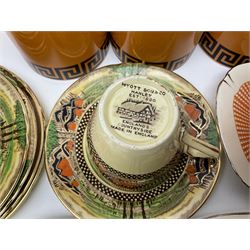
top-left (90, 75), bottom-right (219, 175)
top-left (90, 76), bottom-right (181, 175)
top-left (217, 63), bottom-right (250, 186)
top-left (45, 63), bottom-right (222, 218)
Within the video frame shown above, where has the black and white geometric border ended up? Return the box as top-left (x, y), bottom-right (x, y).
top-left (110, 35), bottom-right (193, 71)
top-left (31, 35), bottom-right (110, 80)
top-left (199, 32), bottom-right (250, 67)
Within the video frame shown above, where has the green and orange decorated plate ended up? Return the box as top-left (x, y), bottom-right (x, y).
top-left (45, 64), bottom-right (222, 218)
top-left (0, 73), bottom-right (30, 207)
top-left (0, 66), bottom-right (45, 218)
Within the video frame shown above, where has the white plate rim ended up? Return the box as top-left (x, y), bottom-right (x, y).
top-left (216, 63), bottom-right (250, 186)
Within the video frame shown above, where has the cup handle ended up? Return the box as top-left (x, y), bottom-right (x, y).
top-left (180, 131), bottom-right (219, 158)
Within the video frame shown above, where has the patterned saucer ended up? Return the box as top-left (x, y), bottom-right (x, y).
top-left (45, 64), bottom-right (222, 218)
top-left (0, 72), bottom-right (30, 207)
top-left (0, 66), bottom-right (45, 218)
top-left (217, 63), bottom-right (250, 187)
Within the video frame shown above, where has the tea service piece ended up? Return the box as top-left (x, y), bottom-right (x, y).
top-left (0, 66), bottom-right (45, 218)
top-left (0, 72), bottom-right (30, 207)
top-left (199, 32), bottom-right (249, 68)
top-left (45, 63), bottom-right (222, 218)
top-left (216, 63), bottom-right (250, 187)
top-left (8, 32), bottom-right (110, 80)
top-left (111, 32), bottom-right (202, 71)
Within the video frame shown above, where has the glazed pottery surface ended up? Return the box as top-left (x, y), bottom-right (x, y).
top-left (0, 66), bottom-right (45, 218)
top-left (199, 32), bottom-right (250, 67)
top-left (111, 32), bottom-right (202, 71)
top-left (217, 63), bottom-right (250, 186)
top-left (8, 32), bottom-right (109, 80)
top-left (45, 64), bottom-right (222, 219)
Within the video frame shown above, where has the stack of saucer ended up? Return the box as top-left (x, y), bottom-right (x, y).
top-left (0, 66), bottom-right (45, 218)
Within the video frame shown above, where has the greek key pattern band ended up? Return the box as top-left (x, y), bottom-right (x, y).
top-left (31, 36), bottom-right (109, 80)
top-left (199, 32), bottom-right (250, 67)
top-left (110, 36), bottom-right (193, 71)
